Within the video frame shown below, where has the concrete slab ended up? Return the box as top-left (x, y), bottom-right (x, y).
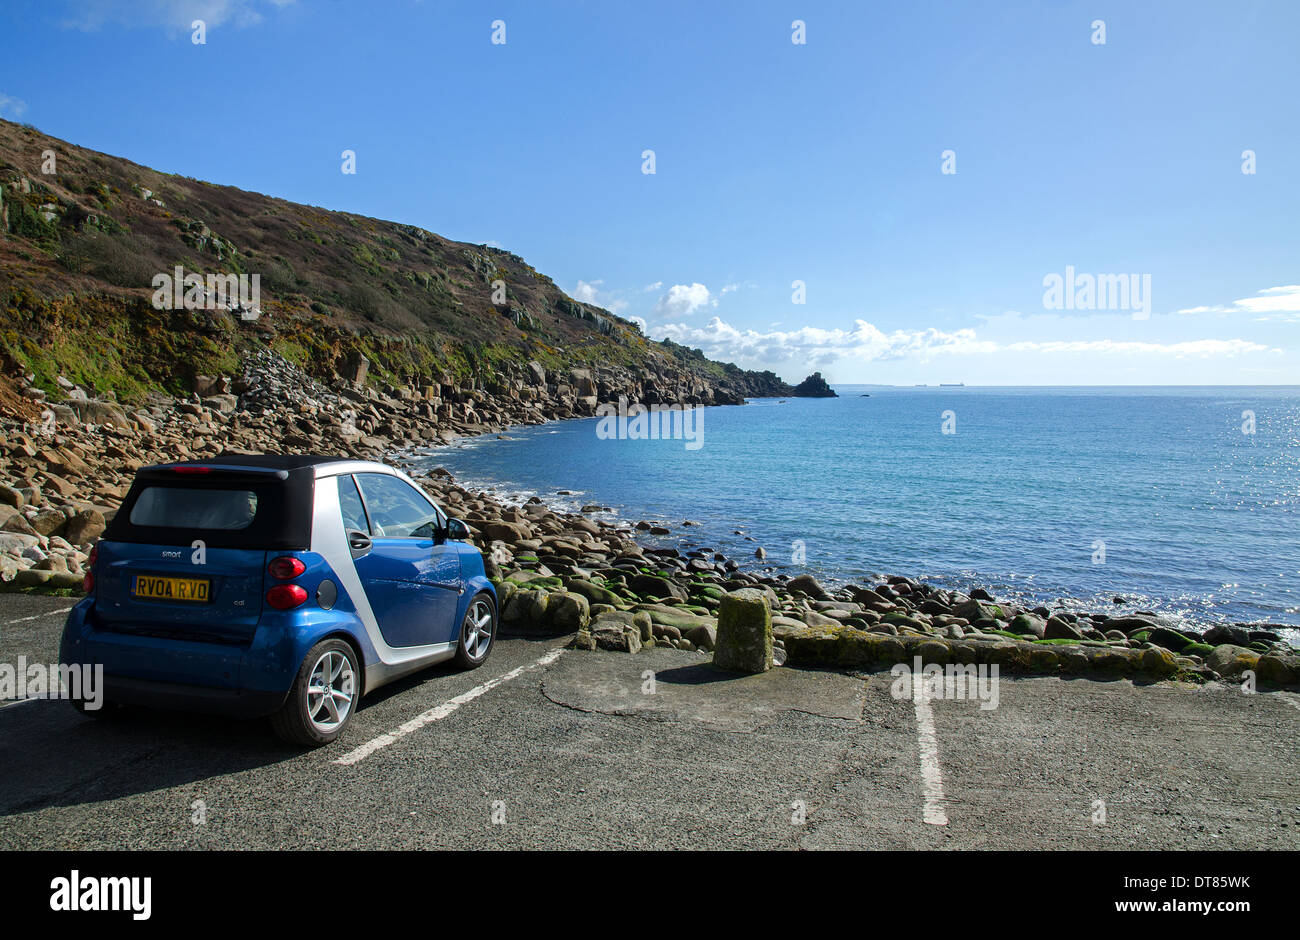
top-left (541, 647), bottom-right (867, 731)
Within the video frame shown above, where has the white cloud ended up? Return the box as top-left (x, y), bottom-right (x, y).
top-left (0, 93), bottom-right (27, 119)
top-left (642, 281), bottom-right (662, 292)
top-left (571, 279), bottom-right (627, 315)
top-left (1233, 285), bottom-right (1300, 319)
top-left (573, 279), bottom-right (603, 304)
top-left (657, 317), bottom-right (992, 365)
top-left (653, 283), bottom-right (714, 318)
top-left (655, 316), bottom-right (1276, 371)
top-left (1178, 285), bottom-right (1300, 321)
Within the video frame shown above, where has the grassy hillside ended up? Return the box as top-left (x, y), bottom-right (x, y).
top-left (0, 119), bottom-right (789, 403)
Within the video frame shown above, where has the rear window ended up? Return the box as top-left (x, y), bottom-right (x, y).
top-left (129, 487), bottom-right (260, 531)
top-left (106, 470), bottom-right (315, 550)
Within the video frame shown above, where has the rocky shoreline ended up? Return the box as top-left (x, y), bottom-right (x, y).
top-left (1, 351), bottom-right (1296, 689)
top-left (402, 465), bottom-right (1299, 687)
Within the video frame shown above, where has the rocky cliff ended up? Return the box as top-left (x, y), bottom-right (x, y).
top-left (0, 118), bottom-right (794, 418)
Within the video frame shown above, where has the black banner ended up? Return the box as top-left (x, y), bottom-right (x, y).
top-left (0, 850), bottom-right (1281, 928)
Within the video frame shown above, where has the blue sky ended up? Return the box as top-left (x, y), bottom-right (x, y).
top-left (2, 0), bottom-right (1297, 385)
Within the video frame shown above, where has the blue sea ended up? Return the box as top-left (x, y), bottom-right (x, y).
top-left (414, 387), bottom-right (1300, 644)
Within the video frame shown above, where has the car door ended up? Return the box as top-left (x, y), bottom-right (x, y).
top-left (345, 472), bottom-right (463, 648)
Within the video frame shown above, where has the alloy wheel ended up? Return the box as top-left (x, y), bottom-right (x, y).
top-left (463, 599), bottom-right (494, 660)
top-left (305, 649), bottom-right (355, 733)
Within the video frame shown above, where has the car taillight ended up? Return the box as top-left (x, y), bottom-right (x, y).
top-left (266, 584), bottom-right (309, 610)
top-left (172, 466), bottom-right (211, 474)
top-left (268, 556), bottom-right (306, 579)
top-left (83, 544), bottom-right (97, 594)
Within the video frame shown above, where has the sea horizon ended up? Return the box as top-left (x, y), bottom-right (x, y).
top-left (832, 383), bottom-right (1300, 389)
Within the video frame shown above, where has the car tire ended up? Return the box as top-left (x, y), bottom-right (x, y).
top-left (271, 638), bottom-right (360, 747)
top-left (454, 593), bottom-right (496, 670)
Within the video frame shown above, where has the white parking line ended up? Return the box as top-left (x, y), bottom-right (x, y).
top-left (333, 646), bottom-right (566, 766)
top-left (4, 605), bottom-right (75, 625)
top-left (912, 684), bottom-right (949, 826)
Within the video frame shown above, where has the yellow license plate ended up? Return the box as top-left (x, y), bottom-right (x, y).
top-left (132, 575), bottom-right (211, 603)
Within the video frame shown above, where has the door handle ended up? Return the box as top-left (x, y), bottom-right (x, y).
top-left (347, 530), bottom-right (372, 556)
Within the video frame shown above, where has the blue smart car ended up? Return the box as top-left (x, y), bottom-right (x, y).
top-left (60, 455), bottom-right (497, 746)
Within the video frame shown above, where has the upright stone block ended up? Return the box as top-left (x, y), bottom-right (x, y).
top-left (713, 589), bottom-right (773, 674)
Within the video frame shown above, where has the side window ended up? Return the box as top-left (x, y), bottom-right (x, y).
top-left (355, 473), bottom-right (442, 539)
top-left (337, 475), bottom-right (370, 534)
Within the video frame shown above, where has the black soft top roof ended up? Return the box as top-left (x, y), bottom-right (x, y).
top-left (143, 453), bottom-right (350, 472)
top-left (196, 454), bottom-right (349, 468)
top-left (107, 454), bottom-right (329, 550)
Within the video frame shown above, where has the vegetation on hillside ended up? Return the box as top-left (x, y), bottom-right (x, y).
top-left (0, 119), bottom-right (791, 402)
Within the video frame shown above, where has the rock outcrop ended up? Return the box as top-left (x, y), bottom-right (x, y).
top-left (790, 372), bottom-right (837, 397)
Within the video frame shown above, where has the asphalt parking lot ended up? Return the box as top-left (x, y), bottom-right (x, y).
top-left (2, 594), bottom-right (1298, 850)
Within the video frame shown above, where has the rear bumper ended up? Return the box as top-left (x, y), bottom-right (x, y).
top-left (59, 597), bottom-right (363, 719)
top-left (98, 676), bottom-right (288, 718)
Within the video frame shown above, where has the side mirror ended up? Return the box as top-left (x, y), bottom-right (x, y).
top-left (445, 517), bottom-right (471, 541)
